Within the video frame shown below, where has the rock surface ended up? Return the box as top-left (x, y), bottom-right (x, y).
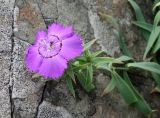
top-left (0, 0), bottom-right (159, 118)
top-left (0, 0), bottom-right (15, 118)
top-left (37, 101), bottom-right (72, 118)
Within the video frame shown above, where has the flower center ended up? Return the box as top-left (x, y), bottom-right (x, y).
top-left (38, 35), bottom-right (62, 58)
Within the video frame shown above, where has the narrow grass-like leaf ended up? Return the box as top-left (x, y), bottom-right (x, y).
top-left (85, 65), bottom-right (93, 87)
top-left (128, 0), bottom-right (145, 21)
top-left (143, 27), bottom-right (160, 59)
top-left (67, 65), bottom-right (76, 84)
top-left (128, 0), bottom-right (149, 41)
top-left (102, 76), bottom-right (116, 96)
top-left (123, 72), bottom-right (152, 115)
top-left (133, 21), bottom-right (153, 32)
top-left (65, 77), bottom-right (75, 97)
top-left (91, 51), bottom-right (104, 57)
top-left (92, 57), bottom-right (115, 65)
top-left (153, 2), bottom-right (160, 12)
top-left (151, 72), bottom-right (160, 89)
top-left (154, 0), bottom-right (160, 4)
top-left (112, 72), bottom-right (138, 105)
top-left (76, 71), bottom-right (94, 92)
top-left (76, 66), bottom-right (95, 92)
top-left (96, 63), bottom-right (111, 72)
top-left (83, 39), bottom-right (97, 51)
top-left (152, 35), bottom-right (160, 53)
top-left (114, 30), bottom-right (132, 57)
top-left (76, 56), bottom-right (87, 62)
top-left (116, 56), bottom-right (133, 62)
top-left (154, 11), bottom-right (160, 26)
top-left (73, 63), bottom-right (91, 71)
top-left (127, 62), bottom-right (160, 75)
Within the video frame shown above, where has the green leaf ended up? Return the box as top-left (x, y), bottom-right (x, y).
top-left (73, 63), bottom-right (90, 70)
top-left (91, 51), bottom-right (104, 57)
top-left (154, 0), bottom-right (160, 5)
top-left (127, 62), bottom-right (160, 75)
top-left (102, 76), bottom-right (116, 96)
top-left (96, 63), bottom-right (111, 71)
top-left (76, 65), bottom-right (95, 92)
top-left (86, 65), bottom-right (93, 86)
top-left (116, 56), bottom-right (133, 62)
top-left (143, 27), bottom-right (160, 59)
top-left (128, 0), bottom-right (149, 41)
top-left (154, 11), bottom-right (160, 26)
top-left (76, 56), bottom-right (87, 62)
top-left (123, 72), bottom-right (152, 115)
top-left (133, 21), bottom-right (153, 32)
top-left (151, 72), bottom-right (160, 89)
top-left (128, 0), bottom-right (145, 22)
top-left (65, 77), bottom-right (76, 97)
top-left (112, 71), bottom-right (138, 105)
top-left (114, 30), bottom-right (132, 57)
top-left (92, 57), bottom-right (115, 65)
top-left (152, 35), bottom-right (160, 53)
top-left (83, 39), bottom-right (97, 51)
top-left (153, 2), bottom-right (160, 12)
top-left (132, 100), bottom-right (152, 116)
top-left (66, 65), bottom-right (76, 84)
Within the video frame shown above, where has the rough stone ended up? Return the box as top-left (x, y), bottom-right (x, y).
top-left (11, 39), bottom-right (45, 118)
top-left (0, 54), bottom-right (11, 118)
top-left (57, 0), bottom-right (91, 39)
top-left (0, 0), bottom-right (15, 52)
top-left (43, 80), bottom-right (92, 118)
top-left (93, 73), bottom-right (144, 118)
top-left (11, 0), bottom-right (46, 117)
top-left (0, 86), bottom-right (11, 118)
top-left (14, 0), bottom-right (46, 44)
top-left (37, 101), bottom-right (72, 118)
top-left (0, 0), bottom-right (15, 118)
top-left (88, 10), bottom-right (120, 56)
top-left (38, 0), bottom-right (58, 20)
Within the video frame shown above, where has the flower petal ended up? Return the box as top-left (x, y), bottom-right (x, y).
top-left (38, 55), bottom-right (67, 79)
top-left (48, 23), bottom-right (73, 40)
top-left (25, 46), bottom-right (43, 72)
top-left (34, 30), bottom-right (47, 45)
top-left (59, 34), bottom-right (83, 60)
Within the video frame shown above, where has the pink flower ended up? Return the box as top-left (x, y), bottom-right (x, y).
top-left (25, 23), bottom-right (83, 79)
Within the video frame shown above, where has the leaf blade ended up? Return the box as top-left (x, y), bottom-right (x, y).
top-left (127, 62), bottom-right (160, 75)
top-left (112, 72), bottom-right (138, 105)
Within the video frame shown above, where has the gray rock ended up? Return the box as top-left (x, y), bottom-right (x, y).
top-left (88, 10), bottom-right (120, 56)
top-left (11, 39), bottom-right (45, 118)
top-left (0, 86), bottom-right (11, 118)
top-left (0, 0), bottom-right (15, 52)
top-left (0, 0), bottom-right (15, 118)
top-left (14, 0), bottom-right (46, 44)
top-left (38, 0), bottom-right (58, 20)
top-left (57, 0), bottom-right (90, 39)
top-left (11, 0), bottom-right (46, 117)
top-left (93, 73), bottom-right (143, 118)
top-left (0, 54), bottom-right (11, 118)
top-left (43, 81), bottom-right (92, 118)
top-left (37, 101), bottom-right (72, 118)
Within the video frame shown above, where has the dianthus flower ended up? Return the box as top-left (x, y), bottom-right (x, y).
top-left (25, 23), bottom-right (82, 79)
